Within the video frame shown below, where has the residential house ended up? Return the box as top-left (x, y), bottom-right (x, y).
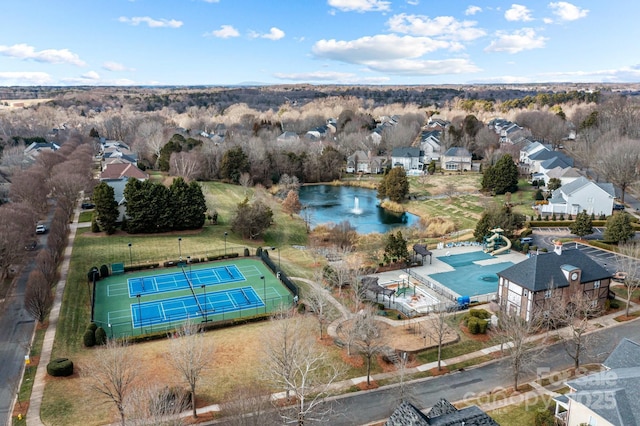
top-left (392, 147), bottom-right (424, 174)
top-left (554, 338), bottom-right (640, 425)
top-left (369, 128), bottom-right (383, 145)
top-left (99, 163), bottom-right (149, 181)
top-left (346, 150), bottom-right (387, 174)
top-left (419, 130), bottom-right (441, 163)
top-left (540, 176), bottom-right (615, 216)
top-left (497, 242), bottom-right (612, 322)
top-left (305, 125), bottom-right (329, 141)
top-left (527, 149), bottom-right (574, 174)
top-left (440, 147), bottom-right (472, 171)
top-left (385, 398), bottom-right (498, 426)
top-left (519, 141), bottom-right (550, 165)
top-left (426, 117), bottom-right (450, 132)
top-left (544, 167), bottom-right (582, 187)
top-left (23, 141), bottom-right (60, 159)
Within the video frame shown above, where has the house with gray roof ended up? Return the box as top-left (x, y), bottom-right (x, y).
top-left (392, 147), bottom-right (424, 174)
top-left (553, 338), bottom-right (640, 425)
top-left (385, 399), bottom-right (497, 426)
top-left (497, 242), bottom-right (612, 322)
top-left (539, 176), bottom-right (616, 216)
top-left (346, 150), bottom-right (388, 174)
top-left (440, 147), bottom-right (472, 171)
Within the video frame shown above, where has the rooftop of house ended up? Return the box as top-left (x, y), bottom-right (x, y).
top-left (497, 245), bottom-right (611, 292)
top-left (385, 399), bottom-right (498, 426)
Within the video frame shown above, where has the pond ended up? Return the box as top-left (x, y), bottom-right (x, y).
top-left (298, 185), bottom-right (420, 234)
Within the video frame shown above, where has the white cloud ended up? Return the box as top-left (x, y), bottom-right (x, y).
top-left (465, 5), bottom-right (482, 16)
top-left (548, 2), bottom-right (588, 21)
top-left (363, 58), bottom-right (480, 75)
top-left (0, 71), bottom-right (53, 85)
top-left (485, 28), bottom-right (547, 53)
top-left (207, 25), bottom-right (240, 38)
top-left (387, 14), bottom-right (486, 41)
top-left (262, 27), bottom-right (285, 40)
top-left (118, 16), bottom-right (183, 28)
top-left (505, 4), bottom-right (533, 22)
top-left (274, 70), bottom-right (390, 84)
top-left (538, 66), bottom-right (640, 82)
top-left (82, 71), bottom-right (101, 80)
top-left (102, 61), bottom-right (134, 72)
top-left (327, 0), bottom-right (391, 13)
top-left (0, 43), bottom-right (86, 66)
top-left (407, 0), bottom-right (419, 5)
top-left (313, 34), bottom-right (451, 63)
top-left (202, 0), bottom-right (220, 2)
top-left (543, 17), bottom-right (553, 24)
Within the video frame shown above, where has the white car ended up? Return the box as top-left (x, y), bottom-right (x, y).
top-left (36, 224), bottom-right (47, 234)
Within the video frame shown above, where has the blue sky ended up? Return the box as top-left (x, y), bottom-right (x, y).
top-left (0, 0), bottom-right (638, 86)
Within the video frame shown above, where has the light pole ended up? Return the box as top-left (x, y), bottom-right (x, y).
top-left (178, 237), bottom-right (182, 261)
top-left (270, 246), bottom-right (280, 270)
top-left (224, 232), bottom-right (228, 256)
top-left (261, 275), bottom-right (266, 314)
top-left (187, 256), bottom-right (192, 281)
top-left (128, 243), bottom-right (133, 267)
top-left (136, 294), bottom-right (142, 332)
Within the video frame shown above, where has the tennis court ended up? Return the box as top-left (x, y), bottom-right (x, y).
top-left (92, 258), bottom-right (294, 338)
top-left (122, 264), bottom-right (245, 297)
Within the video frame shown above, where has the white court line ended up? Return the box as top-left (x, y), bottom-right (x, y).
top-left (159, 302), bottom-right (166, 320)
top-left (228, 292), bottom-right (238, 308)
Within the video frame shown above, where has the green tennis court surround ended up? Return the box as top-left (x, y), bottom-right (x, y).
top-left (93, 258), bottom-right (294, 338)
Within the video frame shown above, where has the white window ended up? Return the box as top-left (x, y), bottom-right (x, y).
top-left (544, 290), bottom-right (552, 299)
top-left (594, 280), bottom-right (601, 289)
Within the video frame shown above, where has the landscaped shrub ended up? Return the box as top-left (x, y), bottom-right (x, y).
top-left (83, 329), bottom-right (96, 347)
top-left (87, 267), bottom-right (100, 283)
top-left (477, 319), bottom-right (488, 334)
top-left (87, 322), bottom-right (98, 332)
top-left (469, 308), bottom-right (491, 319)
top-left (99, 264), bottom-right (110, 278)
top-left (256, 247), bottom-right (263, 256)
top-left (244, 248), bottom-right (250, 257)
top-left (47, 358), bottom-right (74, 377)
top-left (296, 302), bottom-right (306, 314)
top-left (91, 218), bottom-right (100, 233)
top-left (520, 228), bottom-right (533, 238)
top-left (94, 327), bottom-right (107, 345)
top-left (467, 317), bottom-right (480, 334)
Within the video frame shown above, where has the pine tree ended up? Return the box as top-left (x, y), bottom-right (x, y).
top-left (378, 166), bottom-right (409, 203)
top-left (93, 182), bottom-right (119, 234)
top-left (569, 210), bottom-right (593, 238)
top-left (482, 154), bottom-right (519, 195)
top-left (604, 212), bottom-right (635, 243)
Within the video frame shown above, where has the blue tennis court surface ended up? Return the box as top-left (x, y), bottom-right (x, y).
top-left (128, 286), bottom-right (263, 328)
top-left (432, 251), bottom-right (513, 297)
top-left (127, 264), bottom-right (245, 297)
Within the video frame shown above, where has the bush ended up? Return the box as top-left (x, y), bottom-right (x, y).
top-left (297, 302), bottom-right (306, 314)
top-left (477, 319), bottom-right (488, 334)
top-left (469, 308), bottom-right (491, 319)
top-left (100, 264), bottom-right (110, 278)
top-left (256, 247), bottom-right (263, 256)
top-left (520, 228), bottom-right (533, 237)
top-left (87, 322), bottom-right (98, 332)
top-left (91, 218), bottom-right (100, 233)
top-left (244, 248), bottom-right (250, 257)
top-left (47, 357), bottom-right (74, 377)
top-left (87, 267), bottom-right (100, 283)
top-left (467, 317), bottom-right (480, 334)
top-left (83, 329), bottom-right (96, 347)
top-left (95, 327), bottom-right (107, 345)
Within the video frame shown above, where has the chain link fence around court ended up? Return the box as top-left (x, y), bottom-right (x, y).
top-left (94, 292), bottom-right (294, 339)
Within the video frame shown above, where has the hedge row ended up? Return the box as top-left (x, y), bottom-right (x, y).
top-left (123, 263), bottom-right (160, 273)
top-left (161, 253), bottom-right (241, 268)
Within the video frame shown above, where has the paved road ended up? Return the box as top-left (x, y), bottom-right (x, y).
top-left (0, 249), bottom-right (40, 425)
top-left (322, 319), bottom-right (640, 425)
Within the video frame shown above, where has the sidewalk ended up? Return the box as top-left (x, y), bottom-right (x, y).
top-left (26, 204), bottom-right (82, 426)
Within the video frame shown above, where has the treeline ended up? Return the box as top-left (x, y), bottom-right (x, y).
top-left (94, 177), bottom-right (206, 234)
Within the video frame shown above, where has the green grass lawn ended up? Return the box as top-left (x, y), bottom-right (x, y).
top-left (489, 396), bottom-right (557, 425)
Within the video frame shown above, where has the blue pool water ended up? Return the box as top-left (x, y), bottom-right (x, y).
top-left (431, 251), bottom-right (513, 297)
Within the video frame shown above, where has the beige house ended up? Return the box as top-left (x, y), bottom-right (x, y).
top-left (440, 147), bottom-right (472, 171)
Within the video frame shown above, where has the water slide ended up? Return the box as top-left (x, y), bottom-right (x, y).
top-left (483, 233), bottom-right (498, 252)
top-left (491, 234), bottom-right (511, 255)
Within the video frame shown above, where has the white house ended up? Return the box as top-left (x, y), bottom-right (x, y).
top-left (519, 141), bottom-right (549, 164)
top-left (544, 166), bottom-right (582, 186)
top-left (391, 147), bottom-right (423, 172)
top-left (540, 176), bottom-right (615, 216)
top-left (346, 150), bottom-right (387, 174)
top-left (419, 130), bottom-right (441, 163)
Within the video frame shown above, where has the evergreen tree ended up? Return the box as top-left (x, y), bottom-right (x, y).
top-left (93, 182), bottom-right (119, 234)
top-left (220, 147), bottom-right (250, 184)
top-left (378, 166), bottom-right (409, 203)
top-left (384, 231), bottom-right (410, 263)
top-left (547, 177), bottom-right (562, 191)
top-left (482, 154), bottom-right (519, 195)
top-left (158, 134), bottom-right (185, 171)
top-left (604, 212), bottom-right (635, 243)
top-left (427, 160), bottom-right (437, 175)
top-left (473, 205), bottom-right (525, 242)
top-left (569, 210), bottom-right (593, 238)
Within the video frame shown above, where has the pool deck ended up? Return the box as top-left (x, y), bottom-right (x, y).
top-left (374, 245), bottom-right (528, 307)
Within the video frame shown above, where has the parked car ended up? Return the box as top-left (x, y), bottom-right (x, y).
top-left (35, 224), bottom-right (47, 234)
top-left (613, 204), bottom-right (625, 211)
top-left (81, 202), bottom-right (95, 209)
top-left (25, 240), bottom-right (37, 251)
top-left (520, 237), bottom-right (533, 244)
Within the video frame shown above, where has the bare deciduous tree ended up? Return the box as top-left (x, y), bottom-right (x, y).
top-left (427, 307), bottom-right (450, 371)
top-left (125, 385), bottom-right (188, 426)
top-left (263, 310), bottom-right (343, 424)
top-left (83, 339), bottom-right (138, 426)
top-left (304, 281), bottom-right (333, 339)
top-left (597, 138), bottom-right (640, 203)
top-left (169, 151), bottom-right (202, 181)
top-left (220, 383), bottom-right (280, 426)
top-left (615, 243), bottom-right (640, 317)
top-left (494, 313), bottom-right (541, 390)
top-left (352, 307), bottom-right (386, 386)
top-left (165, 320), bottom-right (212, 419)
top-left (24, 269), bottom-right (52, 323)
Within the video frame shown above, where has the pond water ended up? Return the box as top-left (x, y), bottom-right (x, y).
top-left (298, 185), bottom-right (420, 234)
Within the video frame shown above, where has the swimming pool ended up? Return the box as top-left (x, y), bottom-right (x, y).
top-left (430, 251), bottom-right (513, 297)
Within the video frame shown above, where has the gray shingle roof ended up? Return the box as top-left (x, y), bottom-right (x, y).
top-left (443, 147), bottom-right (471, 157)
top-left (497, 246), bottom-right (611, 292)
top-left (393, 147), bottom-right (422, 157)
top-left (604, 338), bottom-right (640, 369)
top-left (386, 400), bottom-right (430, 426)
